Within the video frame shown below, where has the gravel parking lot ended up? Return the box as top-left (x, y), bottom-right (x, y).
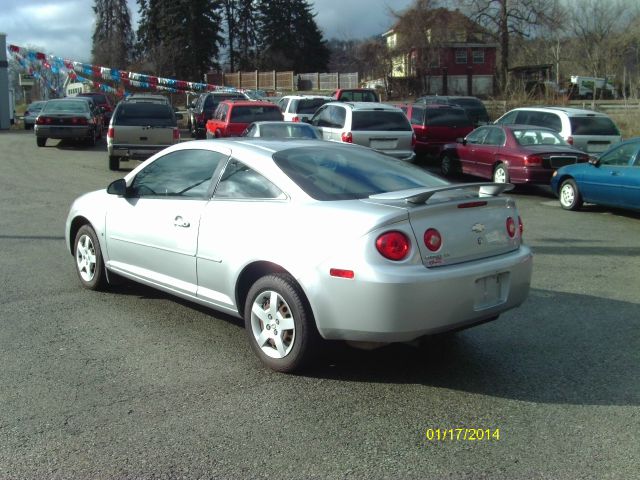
top-left (0, 131), bottom-right (638, 479)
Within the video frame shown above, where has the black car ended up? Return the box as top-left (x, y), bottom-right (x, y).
top-left (415, 95), bottom-right (490, 127)
top-left (34, 98), bottom-right (105, 147)
top-left (188, 91), bottom-right (250, 139)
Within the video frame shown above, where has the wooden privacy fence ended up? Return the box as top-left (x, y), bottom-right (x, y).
top-left (206, 71), bottom-right (359, 92)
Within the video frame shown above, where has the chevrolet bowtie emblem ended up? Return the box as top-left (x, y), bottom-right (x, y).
top-left (472, 223), bottom-right (485, 233)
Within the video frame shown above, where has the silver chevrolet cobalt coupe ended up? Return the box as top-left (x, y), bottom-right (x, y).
top-left (66, 139), bottom-right (532, 372)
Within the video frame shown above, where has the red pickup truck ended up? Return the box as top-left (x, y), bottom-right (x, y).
top-left (205, 100), bottom-right (283, 138)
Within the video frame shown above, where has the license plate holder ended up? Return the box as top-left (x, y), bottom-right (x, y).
top-left (474, 272), bottom-right (509, 310)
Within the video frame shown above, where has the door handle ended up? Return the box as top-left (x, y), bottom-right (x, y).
top-left (174, 216), bottom-right (190, 228)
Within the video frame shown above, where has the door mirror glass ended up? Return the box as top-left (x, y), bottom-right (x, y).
top-left (107, 178), bottom-right (127, 196)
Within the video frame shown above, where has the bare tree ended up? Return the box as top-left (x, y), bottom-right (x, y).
top-left (567, 0), bottom-right (637, 105)
top-left (460, 0), bottom-right (561, 92)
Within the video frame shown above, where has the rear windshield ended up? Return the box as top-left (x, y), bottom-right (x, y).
top-left (259, 124), bottom-right (318, 138)
top-left (114, 103), bottom-right (176, 126)
top-left (294, 98), bottom-right (331, 114)
top-left (230, 106), bottom-right (283, 122)
top-left (42, 101), bottom-right (89, 114)
top-left (273, 146), bottom-right (447, 201)
top-left (569, 116), bottom-right (620, 136)
top-left (339, 90), bottom-right (378, 102)
top-left (426, 109), bottom-right (473, 127)
top-left (351, 111), bottom-right (412, 131)
top-left (204, 94), bottom-right (244, 109)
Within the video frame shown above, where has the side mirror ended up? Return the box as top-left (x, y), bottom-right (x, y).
top-left (588, 156), bottom-right (601, 166)
top-left (458, 137), bottom-right (466, 145)
top-left (107, 178), bottom-right (127, 196)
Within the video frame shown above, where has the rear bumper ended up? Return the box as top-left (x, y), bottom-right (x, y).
top-left (377, 149), bottom-right (416, 162)
top-left (35, 125), bottom-right (92, 139)
top-left (508, 165), bottom-right (555, 184)
top-left (108, 143), bottom-right (174, 160)
top-left (309, 246), bottom-right (533, 342)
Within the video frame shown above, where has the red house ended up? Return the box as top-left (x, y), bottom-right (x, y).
top-left (383, 9), bottom-right (498, 97)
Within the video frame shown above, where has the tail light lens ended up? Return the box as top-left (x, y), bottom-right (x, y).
top-left (108, 127), bottom-right (114, 138)
top-left (341, 132), bottom-right (353, 143)
top-left (72, 117), bottom-right (89, 125)
top-left (291, 116), bottom-right (300, 122)
top-left (567, 135), bottom-right (574, 145)
top-left (506, 217), bottom-right (516, 238)
top-left (518, 215), bottom-right (523, 236)
top-left (424, 228), bottom-right (442, 252)
top-left (524, 154), bottom-right (542, 166)
top-left (36, 116), bottom-right (52, 125)
top-left (173, 127), bottom-right (180, 140)
top-left (376, 231), bottom-right (410, 261)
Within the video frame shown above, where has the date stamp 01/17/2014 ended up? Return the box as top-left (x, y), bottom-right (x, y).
top-left (425, 428), bottom-right (501, 442)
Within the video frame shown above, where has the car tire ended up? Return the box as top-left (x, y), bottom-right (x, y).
top-left (108, 155), bottom-right (120, 171)
top-left (244, 273), bottom-right (320, 373)
top-left (36, 137), bottom-right (46, 147)
top-left (73, 224), bottom-right (107, 291)
top-left (440, 153), bottom-right (458, 177)
top-left (493, 163), bottom-right (510, 183)
top-left (559, 178), bottom-right (583, 211)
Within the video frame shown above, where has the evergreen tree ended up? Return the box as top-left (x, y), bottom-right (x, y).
top-left (257, 0), bottom-right (329, 72)
top-left (235, 0), bottom-right (258, 70)
top-left (136, 0), bottom-right (224, 80)
top-left (92, 0), bottom-right (135, 68)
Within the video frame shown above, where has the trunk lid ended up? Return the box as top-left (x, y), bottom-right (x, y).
top-left (367, 183), bottom-right (521, 267)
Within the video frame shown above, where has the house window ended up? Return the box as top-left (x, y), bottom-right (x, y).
top-left (473, 50), bottom-right (485, 64)
top-left (455, 49), bottom-right (467, 64)
top-left (387, 34), bottom-right (397, 49)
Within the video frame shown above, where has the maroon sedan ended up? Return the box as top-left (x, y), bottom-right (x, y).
top-left (439, 124), bottom-right (590, 184)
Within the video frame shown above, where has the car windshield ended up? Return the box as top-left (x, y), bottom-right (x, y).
top-left (351, 111), bottom-right (412, 131)
top-left (42, 101), bottom-right (89, 114)
top-left (570, 116), bottom-right (620, 136)
top-left (426, 109), bottom-right (473, 127)
top-left (114, 103), bottom-right (175, 126)
top-left (513, 128), bottom-right (567, 146)
top-left (273, 146), bottom-right (448, 200)
top-left (204, 94), bottom-right (243, 109)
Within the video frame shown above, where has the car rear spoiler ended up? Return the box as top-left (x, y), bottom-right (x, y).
top-left (369, 182), bottom-right (514, 204)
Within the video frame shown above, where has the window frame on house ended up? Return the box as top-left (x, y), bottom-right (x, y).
top-left (472, 49), bottom-right (485, 64)
top-left (455, 49), bottom-right (468, 64)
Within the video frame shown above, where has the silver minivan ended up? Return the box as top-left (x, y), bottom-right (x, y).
top-left (309, 102), bottom-right (415, 161)
top-left (494, 106), bottom-right (622, 155)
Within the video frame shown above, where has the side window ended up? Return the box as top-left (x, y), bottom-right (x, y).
top-left (542, 113), bottom-right (562, 132)
top-left (466, 127), bottom-right (489, 144)
top-left (329, 106), bottom-right (346, 128)
top-left (131, 149), bottom-right (226, 198)
top-left (312, 106), bottom-right (331, 127)
top-left (214, 159), bottom-right (285, 199)
top-left (483, 127), bottom-right (506, 146)
top-left (496, 111), bottom-right (518, 125)
top-left (600, 143), bottom-right (638, 167)
top-left (410, 107), bottom-right (425, 126)
top-left (278, 98), bottom-right (289, 111)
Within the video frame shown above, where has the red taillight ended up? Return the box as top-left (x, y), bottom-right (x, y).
top-left (524, 154), bottom-right (542, 166)
top-left (291, 116), bottom-right (300, 122)
top-left (376, 231), bottom-right (410, 261)
top-left (341, 132), bottom-right (353, 143)
top-left (107, 127), bottom-right (114, 138)
top-left (36, 116), bottom-right (52, 125)
top-left (506, 217), bottom-right (516, 238)
top-left (424, 228), bottom-right (442, 252)
top-left (71, 117), bottom-right (88, 125)
top-left (567, 136), bottom-right (574, 145)
top-left (518, 215), bottom-right (523, 236)
top-left (173, 127), bottom-right (180, 140)
top-left (411, 132), bottom-right (416, 147)
top-left (329, 268), bottom-right (354, 279)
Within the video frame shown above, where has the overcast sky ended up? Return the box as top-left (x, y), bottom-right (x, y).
top-left (1, 0), bottom-right (414, 63)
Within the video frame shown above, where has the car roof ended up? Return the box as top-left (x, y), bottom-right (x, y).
top-left (326, 101), bottom-right (401, 111)
top-left (222, 100), bottom-right (278, 107)
top-left (281, 95), bottom-right (333, 100)
top-left (510, 106), bottom-right (609, 116)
